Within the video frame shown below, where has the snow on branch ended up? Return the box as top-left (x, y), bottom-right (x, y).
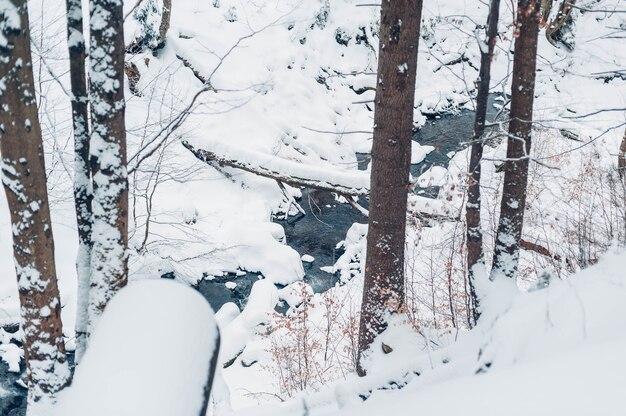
top-left (182, 140), bottom-right (370, 196)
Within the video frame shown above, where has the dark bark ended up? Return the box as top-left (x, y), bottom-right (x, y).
top-left (199, 334), bottom-right (220, 416)
top-left (0, 0), bottom-right (70, 404)
top-left (490, 0), bottom-right (541, 281)
top-left (87, 0), bottom-right (129, 333)
top-left (356, 0), bottom-right (422, 376)
top-left (618, 128), bottom-right (626, 181)
top-left (465, 0), bottom-right (502, 325)
top-left (65, 0), bottom-right (92, 362)
top-left (546, 0), bottom-right (576, 51)
top-left (157, 0), bottom-right (171, 47)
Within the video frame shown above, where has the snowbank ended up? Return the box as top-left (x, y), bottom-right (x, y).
top-left (230, 250), bottom-right (626, 416)
top-left (55, 280), bottom-right (219, 416)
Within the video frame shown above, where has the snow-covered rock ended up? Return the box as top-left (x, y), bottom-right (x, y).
top-left (55, 280), bottom-right (219, 416)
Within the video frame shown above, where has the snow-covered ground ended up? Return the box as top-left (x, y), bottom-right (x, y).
top-left (1, 0), bottom-right (625, 413)
top-left (224, 249), bottom-right (626, 416)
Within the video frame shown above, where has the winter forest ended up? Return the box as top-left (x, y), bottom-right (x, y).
top-left (0, 0), bottom-right (625, 414)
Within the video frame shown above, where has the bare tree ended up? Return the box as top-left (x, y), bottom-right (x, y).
top-left (490, 0), bottom-right (542, 280)
top-left (0, 0), bottom-right (70, 407)
top-left (65, 0), bottom-right (92, 362)
top-left (87, 0), bottom-right (129, 334)
top-left (357, 0), bottom-right (423, 376)
top-left (618, 128), bottom-right (626, 181)
top-left (465, 0), bottom-right (503, 324)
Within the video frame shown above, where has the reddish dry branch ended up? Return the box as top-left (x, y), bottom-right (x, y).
top-left (520, 239), bottom-right (561, 261)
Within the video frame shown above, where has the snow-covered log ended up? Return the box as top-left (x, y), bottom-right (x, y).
top-left (183, 141), bottom-right (370, 196)
top-left (55, 280), bottom-right (220, 416)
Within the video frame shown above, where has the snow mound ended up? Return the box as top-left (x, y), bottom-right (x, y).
top-left (219, 279), bottom-right (278, 367)
top-left (335, 251), bottom-right (626, 416)
top-left (55, 280), bottom-right (219, 416)
top-left (416, 165), bottom-right (448, 187)
top-left (411, 143), bottom-right (435, 164)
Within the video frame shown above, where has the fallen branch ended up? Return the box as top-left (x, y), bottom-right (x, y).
top-left (176, 54), bottom-right (208, 85)
top-left (277, 180), bottom-right (306, 219)
top-left (183, 140), bottom-right (370, 196)
top-left (520, 238), bottom-right (562, 261)
top-left (342, 194), bottom-right (369, 217)
top-left (184, 141), bottom-right (460, 222)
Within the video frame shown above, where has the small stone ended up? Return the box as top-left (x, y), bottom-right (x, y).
top-left (301, 254), bottom-right (315, 263)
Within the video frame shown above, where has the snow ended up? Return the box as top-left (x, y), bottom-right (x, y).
top-left (217, 279), bottom-right (278, 367)
top-left (301, 254), bottom-right (315, 263)
top-left (411, 142), bottom-right (434, 164)
top-left (228, 250), bottom-right (626, 416)
top-left (416, 165), bottom-right (448, 188)
top-left (0, 0), bottom-right (20, 51)
top-left (0, 0), bottom-right (625, 413)
top-left (55, 280), bottom-right (219, 416)
top-left (0, 341), bottom-right (22, 372)
top-left (332, 250), bottom-right (626, 416)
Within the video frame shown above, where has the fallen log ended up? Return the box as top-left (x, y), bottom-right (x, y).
top-left (183, 140), bottom-right (370, 196)
top-left (183, 140), bottom-right (463, 223)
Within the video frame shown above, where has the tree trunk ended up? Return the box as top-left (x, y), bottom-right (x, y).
top-left (157, 0), bottom-right (171, 47)
top-left (465, 0), bottom-right (502, 325)
top-left (65, 0), bottom-right (92, 363)
top-left (356, 0), bottom-right (422, 376)
top-left (618, 128), bottom-right (626, 182)
top-left (546, 0), bottom-right (576, 51)
top-left (0, 0), bottom-right (70, 407)
top-left (490, 0), bottom-right (541, 281)
top-left (87, 0), bottom-right (129, 334)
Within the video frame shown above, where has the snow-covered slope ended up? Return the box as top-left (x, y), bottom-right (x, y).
top-left (228, 249), bottom-right (626, 416)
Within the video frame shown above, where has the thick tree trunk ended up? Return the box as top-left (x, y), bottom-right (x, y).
top-left (465, 0), bottom-right (502, 325)
top-left (0, 0), bottom-right (70, 408)
top-left (87, 0), bottom-right (129, 334)
top-left (490, 0), bottom-right (541, 281)
top-left (356, 0), bottom-right (422, 376)
top-left (65, 0), bottom-right (92, 363)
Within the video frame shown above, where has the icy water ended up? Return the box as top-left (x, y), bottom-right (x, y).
top-left (195, 98), bottom-right (502, 310)
top-left (0, 99), bottom-right (500, 414)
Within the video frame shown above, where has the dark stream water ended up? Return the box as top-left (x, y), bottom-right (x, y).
top-left (195, 96), bottom-right (502, 311)
top-left (0, 97), bottom-right (501, 414)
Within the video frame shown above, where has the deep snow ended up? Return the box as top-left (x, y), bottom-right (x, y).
top-left (0, 0), bottom-right (624, 414)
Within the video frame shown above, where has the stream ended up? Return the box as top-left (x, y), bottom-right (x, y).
top-left (0, 97), bottom-right (500, 415)
top-left (195, 95), bottom-right (501, 310)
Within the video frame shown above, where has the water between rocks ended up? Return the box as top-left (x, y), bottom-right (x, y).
top-left (0, 97), bottom-right (501, 414)
top-left (195, 97), bottom-right (502, 310)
